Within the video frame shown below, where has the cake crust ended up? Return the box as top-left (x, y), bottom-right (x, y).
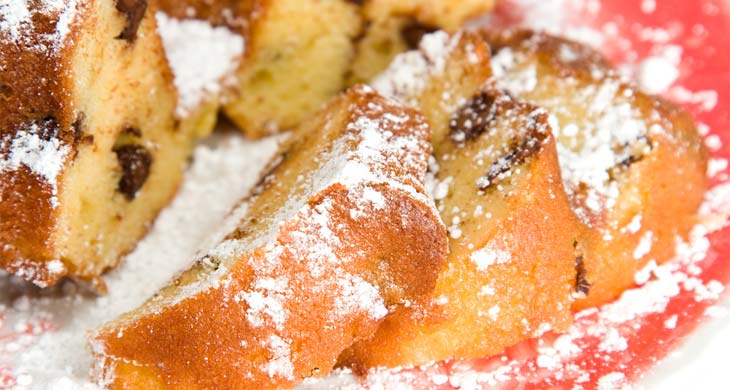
top-left (1, 0), bottom-right (201, 287)
top-left (91, 86), bottom-right (448, 389)
top-left (340, 31), bottom-right (581, 370)
top-left (1, 1), bottom-right (90, 285)
top-left (481, 29), bottom-right (709, 309)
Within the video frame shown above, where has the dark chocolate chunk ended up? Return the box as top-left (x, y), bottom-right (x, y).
top-left (71, 114), bottom-right (94, 145)
top-left (115, 0), bottom-right (147, 43)
top-left (575, 255), bottom-right (591, 295)
top-left (34, 116), bottom-right (61, 141)
top-left (478, 129), bottom-right (546, 190)
top-left (113, 144), bottom-right (152, 200)
top-left (401, 20), bottom-right (439, 49)
top-left (72, 116), bottom-right (84, 142)
top-left (449, 91), bottom-right (500, 145)
top-left (608, 136), bottom-right (652, 180)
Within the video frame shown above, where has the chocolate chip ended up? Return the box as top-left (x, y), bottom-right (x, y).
top-left (575, 255), bottom-right (591, 295)
top-left (400, 20), bottom-right (439, 49)
top-left (113, 144), bottom-right (152, 200)
top-left (478, 134), bottom-right (543, 190)
top-left (115, 0), bottom-right (147, 43)
top-left (449, 91), bottom-right (500, 145)
top-left (0, 84), bottom-right (12, 99)
top-left (72, 116), bottom-right (84, 142)
top-left (34, 116), bottom-right (60, 141)
top-left (72, 114), bottom-right (94, 145)
top-left (607, 136), bottom-right (652, 182)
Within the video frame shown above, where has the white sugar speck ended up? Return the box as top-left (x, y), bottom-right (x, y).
top-left (633, 231), bottom-right (654, 260)
top-left (640, 0), bottom-right (656, 14)
top-left (637, 56), bottom-right (679, 94)
top-left (470, 245), bottom-right (511, 271)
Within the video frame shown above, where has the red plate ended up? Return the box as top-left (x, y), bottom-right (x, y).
top-left (1, 1), bottom-right (728, 389)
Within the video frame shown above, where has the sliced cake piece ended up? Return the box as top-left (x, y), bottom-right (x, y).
top-left (158, 0), bottom-right (361, 138)
top-left (348, 0), bottom-right (495, 84)
top-left (156, 0), bottom-right (495, 137)
top-left (0, 0), bottom-right (209, 287)
top-left (340, 32), bottom-right (582, 369)
top-left (154, 11), bottom-right (244, 140)
top-left (91, 86), bottom-right (448, 389)
top-left (481, 30), bottom-right (709, 309)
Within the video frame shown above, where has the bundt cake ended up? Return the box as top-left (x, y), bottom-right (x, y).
top-left (481, 29), bottom-right (709, 309)
top-left (347, 0), bottom-right (495, 84)
top-left (340, 32), bottom-right (583, 369)
top-left (0, 0), bottom-right (213, 288)
top-left (90, 85), bottom-right (448, 389)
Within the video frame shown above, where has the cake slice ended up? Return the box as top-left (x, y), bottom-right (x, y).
top-left (91, 85), bottom-right (448, 389)
top-left (481, 30), bottom-right (709, 309)
top-left (340, 32), bottom-right (582, 369)
top-left (156, 0), bottom-right (496, 138)
top-left (348, 0), bottom-right (495, 84)
top-left (0, 0), bottom-right (211, 288)
top-left (158, 0), bottom-right (361, 138)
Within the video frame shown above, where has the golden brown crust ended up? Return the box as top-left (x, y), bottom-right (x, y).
top-left (92, 86), bottom-right (448, 389)
top-left (0, 1), bottom-right (88, 285)
top-left (341, 88), bottom-right (581, 370)
top-left (1, 0), bottom-right (189, 287)
top-left (482, 29), bottom-right (612, 79)
top-left (480, 29), bottom-right (709, 309)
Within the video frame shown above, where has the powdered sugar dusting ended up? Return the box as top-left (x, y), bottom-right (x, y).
top-left (351, 178), bottom-right (730, 389)
top-left (156, 12), bottom-right (244, 117)
top-left (0, 0), bottom-right (80, 52)
top-left (0, 126), bottom-right (70, 206)
top-left (89, 90), bottom-right (437, 385)
top-left (264, 335), bottom-right (295, 379)
top-left (334, 275), bottom-right (388, 321)
top-left (469, 244), bottom-right (512, 272)
top-left (235, 277), bottom-right (290, 329)
top-left (491, 40), bottom-right (651, 224)
top-left (636, 55), bottom-right (680, 94)
top-left (372, 31), bottom-right (460, 104)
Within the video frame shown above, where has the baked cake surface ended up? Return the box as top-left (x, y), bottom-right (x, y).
top-left (158, 0), bottom-right (361, 138)
top-left (482, 29), bottom-right (709, 309)
top-left (156, 0), bottom-right (496, 138)
top-left (348, 0), bottom-right (495, 84)
top-left (0, 0), bottom-right (209, 287)
top-left (341, 31), bottom-right (582, 369)
top-left (91, 85), bottom-right (448, 389)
